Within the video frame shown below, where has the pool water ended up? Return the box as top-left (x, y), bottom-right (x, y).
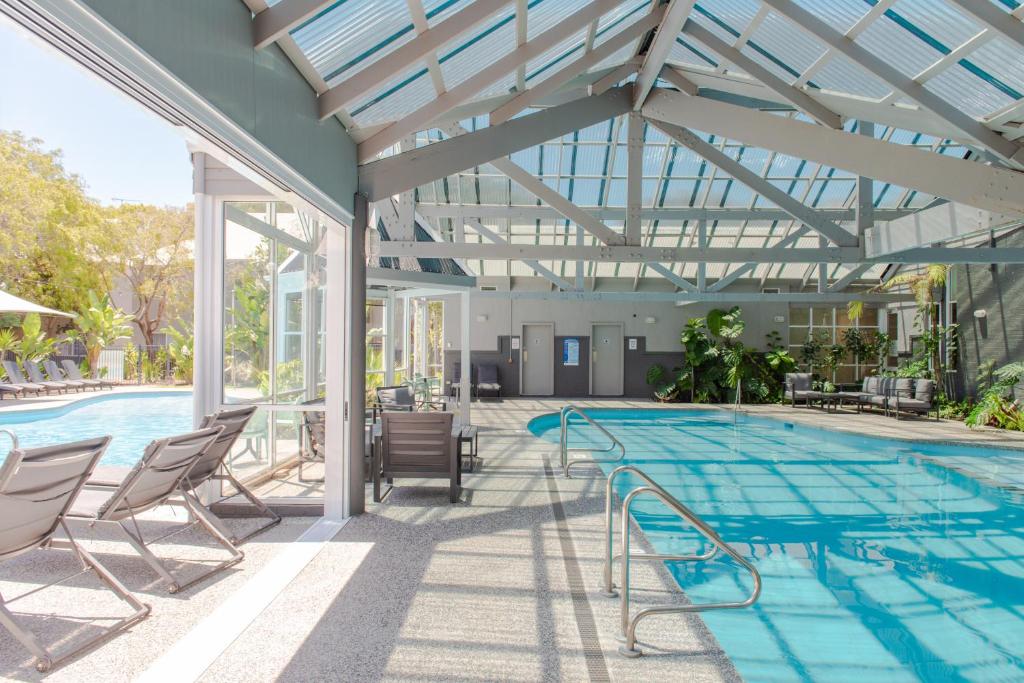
top-left (0, 392), bottom-right (194, 467)
top-left (529, 409), bottom-right (1024, 682)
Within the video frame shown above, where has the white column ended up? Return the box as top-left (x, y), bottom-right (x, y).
top-left (324, 220), bottom-right (347, 519)
top-left (402, 293), bottom-right (412, 381)
top-left (415, 299), bottom-right (427, 378)
top-left (384, 288), bottom-right (396, 386)
top-left (192, 192), bottom-right (224, 429)
top-left (460, 290), bottom-right (471, 424)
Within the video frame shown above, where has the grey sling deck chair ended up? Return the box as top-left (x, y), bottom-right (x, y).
top-left (44, 359), bottom-right (103, 390)
top-left (89, 405), bottom-right (278, 546)
top-left (25, 360), bottom-right (83, 392)
top-left (61, 359), bottom-right (115, 389)
top-left (0, 432), bottom-right (149, 672)
top-left (1, 361), bottom-right (48, 396)
top-left (67, 426), bottom-right (242, 594)
top-left (190, 405), bottom-right (280, 544)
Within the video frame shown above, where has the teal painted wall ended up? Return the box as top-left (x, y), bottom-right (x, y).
top-left (82, 0), bottom-right (357, 215)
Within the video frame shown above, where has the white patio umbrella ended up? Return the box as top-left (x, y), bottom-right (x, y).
top-left (0, 288), bottom-right (73, 318)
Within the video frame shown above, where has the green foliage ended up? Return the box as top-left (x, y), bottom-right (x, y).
top-left (164, 322), bottom-right (194, 384)
top-left (820, 344), bottom-right (847, 383)
top-left (65, 290), bottom-right (133, 377)
top-left (654, 308), bottom-right (792, 404)
top-left (869, 331), bottom-right (893, 373)
top-left (0, 328), bottom-right (16, 358)
top-left (123, 344), bottom-right (138, 382)
top-left (938, 398), bottom-right (972, 421)
top-left (258, 358), bottom-right (303, 397)
top-left (0, 131), bottom-right (106, 325)
top-left (799, 330), bottom-right (828, 369)
top-left (15, 313), bottom-right (56, 363)
top-left (225, 243), bottom-right (271, 388)
top-left (966, 361), bottom-right (1024, 430)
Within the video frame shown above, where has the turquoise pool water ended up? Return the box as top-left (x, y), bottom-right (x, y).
top-left (0, 392), bottom-right (193, 466)
top-left (529, 409), bottom-right (1024, 682)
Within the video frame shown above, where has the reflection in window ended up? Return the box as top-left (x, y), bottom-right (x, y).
top-left (221, 201), bottom-right (327, 498)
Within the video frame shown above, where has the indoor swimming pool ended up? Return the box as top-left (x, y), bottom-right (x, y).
top-left (529, 409), bottom-right (1024, 682)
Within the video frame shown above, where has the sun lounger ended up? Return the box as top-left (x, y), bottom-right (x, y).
top-left (24, 360), bottom-right (81, 392)
top-left (189, 406), bottom-right (280, 543)
top-left (88, 405), bottom-right (278, 546)
top-left (1, 361), bottom-right (57, 395)
top-left (61, 359), bottom-right (115, 389)
top-left (0, 433), bottom-right (149, 672)
top-left (44, 360), bottom-right (103, 390)
top-left (67, 426), bottom-right (243, 593)
top-left (0, 383), bottom-right (23, 399)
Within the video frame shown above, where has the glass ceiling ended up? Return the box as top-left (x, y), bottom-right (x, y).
top-left (268, 0), bottom-right (1024, 285)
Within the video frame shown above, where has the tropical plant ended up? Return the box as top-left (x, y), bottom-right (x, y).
top-left (966, 361), bottom-right (1024, 430)
top-left (869, 331), bottom-right (893, 374)
top-left (224, 244), bottom-right (271, 386)
top-left (123, 343), bottom-right (139, 382)
top-left (14, 313), bottom-right (57, 363)
top-left (799, 330), bottom-right (828, 372)
top-left (842, 328), bottom-right (869, 367)
top-left (164, 322), bottom-right (194, 383)
top-left (874, 264), bottom-right (951, 393)
top-left (65, 290), bottom-right (133, 377)
top-left (818, 344), bottom-right (846, 386)
top-left (0, 328), bottom-right (16, 359)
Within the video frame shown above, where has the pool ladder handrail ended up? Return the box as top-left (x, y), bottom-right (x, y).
top-left (607, 466), bottom-right (762, 658)
top-left (0, 429), bottom-right (18, 452)
top-left (559, 405), bottom-right (625, 478)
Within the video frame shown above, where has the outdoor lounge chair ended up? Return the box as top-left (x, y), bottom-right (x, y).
top-left (374, 411), bottom-right (459, 503)
top-left (61, 359), bottom-right (116, 389)
top-left (67, 426), bottom-right (243, 594)
top-left (44, 360), bottom-right (103, 391)
top-left (475, 364), bottom-right (501, 400)
top-left (373, 384), bottom-right (448, 420)
top-left (2, 361), bottom-right (59, 395)
top-left (90, 405), bottom-right (278, 546)
top-left (0, 383), bottom-right (23, 399)
top-left (784, 373), bottom-right (818, 407)
top-left (891, 378), bottom-right (939, 420)
top-left (24, 360), bottom-right (82, 392)
top-left (0, 433), bottom-right (149, 672)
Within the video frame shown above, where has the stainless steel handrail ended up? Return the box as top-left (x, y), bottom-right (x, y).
top-left (618, 485), bottom-right (761, 658)
top-left (0, 429), bottom-right (18, 452)
top-left (559, 404), bottom-right (625, 477)
top-left (602, 465), bottom-right (716, 597)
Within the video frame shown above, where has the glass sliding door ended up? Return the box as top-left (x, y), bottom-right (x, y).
top-left (220, 200), bottom-right (328, 501)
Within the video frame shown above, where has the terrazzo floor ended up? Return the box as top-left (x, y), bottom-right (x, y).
top-left (3, 398), bottom-right (1023, 682)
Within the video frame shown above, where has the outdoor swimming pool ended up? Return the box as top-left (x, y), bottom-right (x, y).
top-left (0, 392), bottom-right (193, 466)
top-left (529, 409), bottom-right (1024, 682)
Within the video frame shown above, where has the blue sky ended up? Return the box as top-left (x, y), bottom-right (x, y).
top-left (0, 17), bottom-right (193, 207)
